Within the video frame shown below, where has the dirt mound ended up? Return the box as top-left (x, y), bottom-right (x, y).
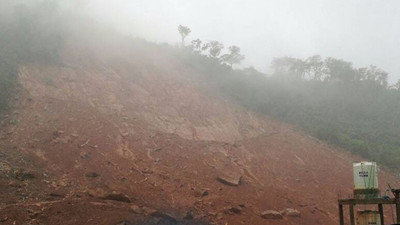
top-left (0, 43), bottom-right (399, 225)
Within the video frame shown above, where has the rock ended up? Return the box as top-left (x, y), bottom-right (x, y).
top-left (53, 130), bottom-right (64, 138)
top-left (116, 221), bottom-right (134, 225)
top-left (223, 206), bottom-right (242, 215)
top-left (183, 210), bottom-right (194, 220)
top-left (86, 172), bottom-right (99, 178)
top-left (130, 204), bottom-right (142, 214)
top-left (87, 188), bottom-right (106, 198)
top-left (142, 206), bottom-right (157, 216)
top-left (13, 169), bottom-right (35, 181)
top-left (49, 192), bottom-right (65, 198)
top-left (201, 190), bottom-right (209, 197)
top-left (217, 175), bottom-right (241, 186)
top-left (80, 152), bottom-right (91, 159)
top-left (261, 210), bottom-right (283, 219)
top-left (103, 193), bottom-right (131, 203)
top-left (282, 208), bottom-right (301, 217)
top-left (150, 211), bottom-right (177, 224)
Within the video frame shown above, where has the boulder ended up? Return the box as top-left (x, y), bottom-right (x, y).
top-left (261, 210), bottom-right (283, 219)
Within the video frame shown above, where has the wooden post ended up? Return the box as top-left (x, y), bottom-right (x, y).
top-left (395, 191), bottom-right (400, 223)
top-left (339, 203), bottom-right (344, 225)
top-left (349, 204), bottom-right (355, 225)
top-left (378, 204), bottom-right (384, 225)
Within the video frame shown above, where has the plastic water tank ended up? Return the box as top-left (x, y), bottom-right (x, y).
top-left (357, 210), bottom-right (381, 225)
top-left (353, 162), bottom-right (378, 190)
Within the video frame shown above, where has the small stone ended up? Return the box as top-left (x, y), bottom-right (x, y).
top-left (229, 206), bottom-right (242, 214)
top-left (130, 204), bottom-right (142, 214)
top-left (261, 210), bottom-right (283, 219)
top-left (86, 172), bottom-right (99, 178)
top-left (217, 175), bottom-right (241, 186)
top-left (150, 211), bottom-right (177, 224)
top-left (103, 193), bottom-right (131, 203)
top-left (201, 190), bottom-right (209, 197)
top-left (281, 208), bottom-right (301, 217)
top-left (184, 210), bottom-right (194, 220)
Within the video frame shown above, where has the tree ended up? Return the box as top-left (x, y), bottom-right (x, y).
top-left (271, 57), bottom-right (307, 79)
top-left (178, 25), bottom-right (191, 46)
top-left (221, 45), bottom-right (245, 67)
top-left (324, 57), bottom-right (356, 82)
top-left (305, 55), bottom-right (324, 80)
top-left (206, 41), bottom-right (224, 58)
top-left (190, 39), bottom-right (202, 53)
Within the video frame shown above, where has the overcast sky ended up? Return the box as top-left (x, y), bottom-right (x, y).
top-left (80, 0), bottom-right (400, 82)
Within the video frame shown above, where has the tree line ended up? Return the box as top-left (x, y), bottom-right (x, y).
top-left (178, 25), bottom-right (245, 67)
top-left (173, 36), bottom-right (400, 171)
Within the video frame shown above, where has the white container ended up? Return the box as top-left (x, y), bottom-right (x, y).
top-left (357, 210), bottom-right (381, 225)
top-left (353, 162), bottom-right (378, 190)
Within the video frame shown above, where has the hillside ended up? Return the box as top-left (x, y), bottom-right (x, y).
top-left (0, 39), bottom-right (400, 225)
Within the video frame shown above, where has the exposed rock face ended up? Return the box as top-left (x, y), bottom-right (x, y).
top-left (261, 210), bottom-right (283, 219)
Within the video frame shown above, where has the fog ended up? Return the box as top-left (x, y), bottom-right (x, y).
top-left (75, 0), bottom-right (400, 82)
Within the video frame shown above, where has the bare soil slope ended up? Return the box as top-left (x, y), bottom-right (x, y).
top-left (0, 42), bottom-right (399, 225)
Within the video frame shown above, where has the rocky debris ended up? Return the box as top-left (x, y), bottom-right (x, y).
top-left (216, 175), bottom-right (241, 186)
top-left (149, 211), bottom-right (177, 224)
top-left (85, 172), bottom-right (99, 178)
top-left (26, 209), bottom-right (40, 219)
top-left (130, 204), bottom-right (143, 214)
top-left (103, 193), bottom-right (131, 203)
top-left (201, 189), bottom-right (209, 197)
top-left (142, 206), bottom-right (157, 216)
top-left (183, 210), bottom-right (194, 220)
top-left (281, 208), bottom-right (301, 217)
top-left (116, 221), bottom-right (134, 225)
top-left (12, 169), bottom-right (35, 181)
top-left (261, 210), bottom-right (283, 219)
top-left (53, 130), bottom-right (64, 138)
top-left (49, 192), bottom-right (65, 198)
top-left (224, 206), bottom-right (242, 215)
top-left (80, 152), bottom-right (91, 159)
top-left (87, 188), bottom-right (106, 198)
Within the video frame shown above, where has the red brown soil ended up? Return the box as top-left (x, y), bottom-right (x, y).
top-left (0, 42), bottom-right (399, 225)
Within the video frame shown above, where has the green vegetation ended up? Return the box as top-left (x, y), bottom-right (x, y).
top-left (176, 43), bottom-right (400, 171)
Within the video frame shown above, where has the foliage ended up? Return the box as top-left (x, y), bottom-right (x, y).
top-left (220, 45), bottom-right (245, 67)
top-left (176, 47), bottom-right (400, 172)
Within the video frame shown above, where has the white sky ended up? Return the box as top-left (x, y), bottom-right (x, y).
top-left (79, 0), bottom-right (400, 82)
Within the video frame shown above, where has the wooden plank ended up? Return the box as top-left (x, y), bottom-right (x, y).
top-left (396, 191), bottom-right (400, 223)
top-left (349, 204), bottom-right (355, 225)
top-left (378, 204), bottom-right (384, 225)
top-left (339, 204), bottom-right (344, 225)
top-left (338, 198), bottom-right (395, 205)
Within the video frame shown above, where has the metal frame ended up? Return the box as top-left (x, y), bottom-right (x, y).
top-left (338, 189), bottom-right (400, 225)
